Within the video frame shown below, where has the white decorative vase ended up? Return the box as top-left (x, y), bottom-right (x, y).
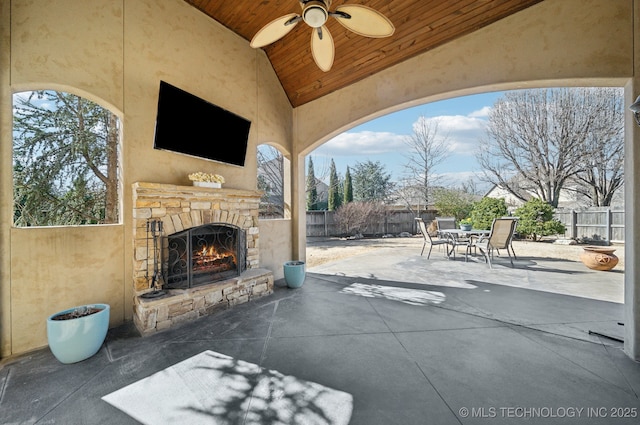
top-left (193, 181), bottom-right (222, 188)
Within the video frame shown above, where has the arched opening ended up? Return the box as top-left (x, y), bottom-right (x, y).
top-left (304, 87), bottom-right (626, 324)
top-left (12, 89), bottom-right (121, 227)
top-left (257, 143), bottom-right (291, 219)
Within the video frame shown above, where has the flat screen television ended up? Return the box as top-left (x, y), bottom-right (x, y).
top-left (153, 81), bottom-right (251, 167)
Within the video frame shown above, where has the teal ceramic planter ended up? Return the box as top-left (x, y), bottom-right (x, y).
top-left (283, 261), bottom-right (306, 288)
top-left (47, 303), bottom-right (110, 364)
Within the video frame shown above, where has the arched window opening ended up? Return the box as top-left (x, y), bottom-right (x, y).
top-left (257, 144), bottom-right (286, 219)
top-left (13, 90), bottom-right (121, 226)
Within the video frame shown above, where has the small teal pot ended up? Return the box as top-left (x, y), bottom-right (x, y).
top-left (460, 224), bottom-right (472, 231)
top-left (47, 303), bottom-right (110, 364)
top-left (283, 261), bottom-right (306, 288)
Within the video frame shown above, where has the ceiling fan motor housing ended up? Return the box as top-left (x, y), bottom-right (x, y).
top-left (302, 1), bottom-right (329, 28)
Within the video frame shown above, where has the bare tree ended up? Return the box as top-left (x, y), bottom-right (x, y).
top-left (392, 177), bottom-right (425, 216)
top-left (257, 145), bottom-right (284, 217)
top-left (569, 88), bottom-right (624, 206)
top-left (477, 88), bottom-right (621, 208)
top-left (402, 116), bottom-right (450, 207)
top-left (334, 201), bottom-right (387, 236)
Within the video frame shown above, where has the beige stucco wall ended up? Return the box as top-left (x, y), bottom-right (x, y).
top-left (1, 0), bottom-right (13, 358)
top-left (1, 0), bottom-right (292, 357)
top-left (9, 226), bottom-right (125, 354)
top-left (258, 219), bottom-right (292, 281)
top-left (1, 0), bottom-right (638, 359)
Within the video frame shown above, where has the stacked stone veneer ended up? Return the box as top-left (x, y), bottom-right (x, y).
top-left (132, 182), bottom-right (273, 335)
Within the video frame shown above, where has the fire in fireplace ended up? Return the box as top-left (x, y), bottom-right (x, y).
top-left (165, 223), bottom-right (246, 289)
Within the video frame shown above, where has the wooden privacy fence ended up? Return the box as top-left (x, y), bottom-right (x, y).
top-left (554, 207), bottom-right (625, 243)
top-left (307, 207), bottom-right (626, 243)
top-left (306, 210), bottom-right (437, 237)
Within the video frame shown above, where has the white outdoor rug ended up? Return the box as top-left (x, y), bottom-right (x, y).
top-left (103, 350), bottom-right (353, 425)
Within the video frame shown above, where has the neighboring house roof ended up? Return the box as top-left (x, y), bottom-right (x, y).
top-left (314, 179), bottom-right (329, 202)
top-left (484, 184), bottom-right (529, 210)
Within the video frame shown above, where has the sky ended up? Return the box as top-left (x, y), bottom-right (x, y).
top-left (310, 91), bottom-right (506, 192)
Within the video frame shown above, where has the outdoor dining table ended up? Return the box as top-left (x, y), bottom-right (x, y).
top-left (440, 229), bottom-right (490, 260)
top-left (443, 229), bottom-right (490, 237)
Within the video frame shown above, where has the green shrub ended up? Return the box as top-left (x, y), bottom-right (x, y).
top-left (433, 188), bottom-right (474, 221)
top-left (514, 198), bottom-right (566, 241)
top-left (469, 198), bottom-right (508, 230)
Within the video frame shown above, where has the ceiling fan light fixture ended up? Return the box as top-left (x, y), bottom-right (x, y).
top-left (303, 2), bottom-right (328, 28)
top-left (251, 0), bottom-right (392, 72)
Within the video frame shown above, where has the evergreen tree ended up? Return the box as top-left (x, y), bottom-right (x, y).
top-left (343, 166), bottom-right (353, 204)
top-left (12, 90), bottom-right (120, 226)
top-left (328, 159), bottom-right (342, 211)
top-left (306, 157), bottom-right (318, 210)
top-left (352, 160), bottom-right (392, 202)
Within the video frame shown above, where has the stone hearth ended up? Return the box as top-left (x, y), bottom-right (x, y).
top-left (132, 182), bottom-right (273, 335)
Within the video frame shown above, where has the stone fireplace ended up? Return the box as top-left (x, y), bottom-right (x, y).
top-left (132, 182), bottom-right (274, 335)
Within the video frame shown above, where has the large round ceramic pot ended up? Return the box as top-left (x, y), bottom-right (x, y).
top-left (580, 246), bottom-right (619, 271)
top-left (283, 261), bottom-right (306, 288)
top-left (47, 304), bottom-right (110, 364)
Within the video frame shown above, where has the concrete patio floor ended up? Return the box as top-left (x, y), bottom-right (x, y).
top-left (1, 244), bottom-right (639, 424)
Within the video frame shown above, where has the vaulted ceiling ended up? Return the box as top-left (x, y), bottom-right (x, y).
top-left (184, 0), bottom-right (544, 107)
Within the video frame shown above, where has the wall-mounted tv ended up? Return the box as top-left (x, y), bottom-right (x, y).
top-left (153, 81), bottom-right (251, 167)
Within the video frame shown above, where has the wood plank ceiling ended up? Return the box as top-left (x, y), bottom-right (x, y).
top-left (184, 0), bottom-right (543, 107)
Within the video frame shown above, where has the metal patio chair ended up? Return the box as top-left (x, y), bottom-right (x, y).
top-left (436, 216), bottom-right (472, 260)
top-left (435, 216), bottom-right (457, 238)
top-left (416, 218), bottom-right (449, 259)
top-left (471, 217), bottom-right (518, 268)
top-left (502, 216), bottom-right (519, 260)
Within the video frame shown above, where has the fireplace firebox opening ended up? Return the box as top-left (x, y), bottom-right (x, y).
top-left (165, 223), bottom-right (246, 289)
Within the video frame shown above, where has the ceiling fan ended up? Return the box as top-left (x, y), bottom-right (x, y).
top-left (250, 0), bottom-right (395, 72)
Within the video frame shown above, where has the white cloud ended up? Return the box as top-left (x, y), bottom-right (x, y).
top-left (469, 106), bottom-right (492, 118)
top-left (413, 114), bottom-right (488, 156)
top-left (316, 109), bottom-right (490, 159)
top-left (311, 108), bottom-right (493, 183)
top-left (317, 131), bottom-right (407, 157)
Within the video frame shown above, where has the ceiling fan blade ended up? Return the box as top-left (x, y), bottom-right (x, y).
top-left (311, 25), bottom-right (334, 72)
top-left (333, 5), bottom-right (394, 38)
top-left (250, 13), bottom-right (300, 48)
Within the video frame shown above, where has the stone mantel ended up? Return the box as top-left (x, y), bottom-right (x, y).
top-left (131, 182), bottom-right (272, 335)
top-left (133, 182), bottom-right (263, 201)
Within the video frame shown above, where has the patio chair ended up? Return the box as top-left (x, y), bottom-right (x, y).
top-left (435, 216), bottom-right (457, 237)
top-left (416, 218), bottom-right (449, 259)
top-left (471, 217), bottom-right (518, 268)
top-left (502, 216), bottom-right (519, 259)
top-left (436, 216), bottom-right (472, 260)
